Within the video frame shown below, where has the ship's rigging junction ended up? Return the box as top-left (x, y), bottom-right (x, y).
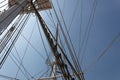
top-left (0, 0), bottom-right (120, 80)
top-left (0, 0), bottom-right (85, 80)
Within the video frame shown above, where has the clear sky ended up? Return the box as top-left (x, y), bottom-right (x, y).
top-left (0, 0), bottom-right (120, 80)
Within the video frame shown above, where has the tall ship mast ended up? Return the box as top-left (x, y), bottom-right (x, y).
top-left (0, 0), bottom-right (84, 80)
top-left (0, 0), bottom-right (120, 80)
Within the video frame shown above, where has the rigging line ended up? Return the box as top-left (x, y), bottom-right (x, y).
top-left (80, 0), bottom-right (97, 65)
top-left (84, 32), bottom-right (120, 73)
top-left (0, 14), bottom-right (24, 54)
top-left (15, 16), bottom-right (35, 79)
top-left (55, 0), bottom-right (81, 73)
top-left (0, 2), bottom-right (7, 9)
top-left (12, 46), bottom-right (32, 77)
top-left (9, 53), bottom-right (30, 80)
top-left (62, 0), bottom-right (65, 15)
top-left (12, 42), bottom-right (36, 79)
top-left (0, 74), bottom-right (18, 80)
top-left (68, 0), bottom-right (80, 31)
top-left (36, 17), bottom-right (50, 63)
top-left (0, 0), bottom-right (7, 4)
top-left (50, 0), bottom-right (77, 69)
top-left (49, 10), bottom-right (57, 29)
top-left (33, 67), bottom-right (50, 78)
top-left (38, 68), bottom-right (50, 79)
top-left (59, 34), bottom-right (66, 56)
top-left (0, 14), bottom-right (24, 66)
top-left (13, 14), bottom-right (24, 27)
top-left (10, 14), bottom-right (32, 79)
top-left (12, 14), bottom-right (28, 62)
top-left (55, 24), bottom-right (59, 46)
top-left (0, 43), bottom-right (29, 79)
top-left (0, 14), bottom-right (30, 69)
top-left (11, 51), bottom-right (34, 80)
top-left (44, 18), bottom-right (82, 80)
top-left (56, 0), bottom-right (81, 68)
top-left (78, 0), bottom-right (83, 55)
top-left (33, 69), bottom-right (45, 77)
top-left (44, 10), bottom-right (56, 29)
top-left (79, 0), bottom-right (97, 54)
top-left (31, 2), bottom-right (72, 79)
top-left (40, 7), bottom-right (80, 80)
top-left (33, 1), bottom-right (80, 78)
top-left (21, 19), bottom-right (47, 65)
top-left (36, 16), bottom-right (56, 78)
top-left (13, 46), bottom-right (21, 62)
top-left (21, 34), bottom-right (46, 60)
top-left (0, 15), bottom-right (24, 61)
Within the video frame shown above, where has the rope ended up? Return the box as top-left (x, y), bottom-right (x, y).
top-left (84, 33), bottom-right (120, 72)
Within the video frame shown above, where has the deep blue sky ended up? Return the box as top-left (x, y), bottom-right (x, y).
top-left (0, 0), bottom-right (120, 80)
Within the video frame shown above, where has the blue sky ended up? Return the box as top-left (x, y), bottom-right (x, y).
top-left (0, 0), bottom-right (120, 80)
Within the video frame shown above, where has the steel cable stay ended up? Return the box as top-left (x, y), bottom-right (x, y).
top-left (78, 0), bottom-right (83, 56)
top-left (0, 14), bottom-right (30, 69)
top-left (13, 44), bottom-right (22, 62)
top-left (33, 68), bottom-right (50, 79)
top-left (37, 68), bottom-right (51, 79)
top-left (13, 14), bottom-right (25, 27)
top-left (83, 32), bottom-right (120, 73)
top-left (10, 50), bottom-right (34, 80)
top-left (15, 16), bottom-right (36, 79)
top-left (12, 44), bottom-right (35, 79)
top-left (79, 0), bottom-right (97, 65)
top-left (50, 0), bottom-right (82, 77)
top-left (58, 34), bottom-right (66, 55)
top-left (36, 17), bottom-right (51, 66)
top-left (68, 0), bottom-right (81, 31)
top-left (0, 74), bottom-right (18, 80)
top-left (0, 14), bottom-right (25, 66)
top-left (69, 0), bottom-right (83, 60)
top-left (0, 15), bottom-right (24, 66)
top-left (0, 14), bottom-right (24, 54)
top-left (48, 10), bottom-right (57, 29)
top-left (12, 45), bottom-right (34, 79)
top-left (55, 0), bottom-right (82, 73)
top-left (2, 14), bottom-right (31, 79)
top-left (20, 34), bottom-right (46, 60)
top-left (0, 25), bottom-right (31, 80)
top-left (1, 34), bottom-right (31, 80)
top-left (9, 53), bottom-right (30, 80)
top-left (12, 14), bottom-right (35, 62)
top-left (50, 0), bottom-right (77, 69)
top-left (44, 10), bottom-right (56, 29)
